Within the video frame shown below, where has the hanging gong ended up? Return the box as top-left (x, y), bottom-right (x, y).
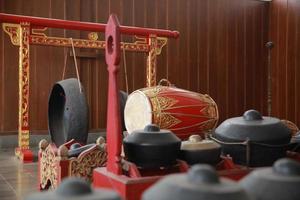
top-left (48, 78), bottom-right (89, 146)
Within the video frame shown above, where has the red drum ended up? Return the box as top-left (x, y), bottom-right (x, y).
top-left (124, 82), bottom-right (219, 139)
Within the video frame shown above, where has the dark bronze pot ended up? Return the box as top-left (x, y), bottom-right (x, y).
top-left (123, 124), bottom-right (181, 169)
top-left (180, 135), bottom-right (221, 166)
top-left (240, 158), bottom-right (300, 200)
top-left (212, 110), bottom-right (292, 167)
top-left (48, 78), bottom-right (89, 147)
top-left (142, 164), bottom-right (252, 200)
top-left (68, 143), bottom-right (96, 157)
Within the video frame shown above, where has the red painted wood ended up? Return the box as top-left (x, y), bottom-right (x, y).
top-left (15, 148), bottom-right (33, 163)
top-left (93, 160), bottom-right (188, 200)
top-left (0, 13), bottom-right (179, 38)
top-left (94, 14), bottom-right (188, 200)
top-left (93, 168), bottom-right (160, 200)
top-left (105, 14), bottom-right (122, 175)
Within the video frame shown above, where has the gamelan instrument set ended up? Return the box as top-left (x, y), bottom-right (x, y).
top-left (1, 12), bottom-right (300, 200)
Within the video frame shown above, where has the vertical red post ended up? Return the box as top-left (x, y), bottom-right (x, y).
top-left (105, 14), bottom-right (122, 175)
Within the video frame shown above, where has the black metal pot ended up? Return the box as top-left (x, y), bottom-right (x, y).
top-left (240, 158), bottom-right (300, 200)
top-left (142, 164), bottom-right (251, 200)
top-left (68, 143), bottom-right (96, 157)
top-left (48, 78), bottom-right (89, 147)
top-left (123, 124), bottom-right (181, 169)
top-left (212, 110), bottom-right (292, 167)
top-left (180, 135), bottom-right (221, 166)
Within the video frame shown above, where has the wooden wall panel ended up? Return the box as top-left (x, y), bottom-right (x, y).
top-left (0, 0), bottom-right (3, 132)
top-left (1, 0), bottom-right (20, 134)
top-left (269, 0), bottom-right (300, 126)
top-left (0, 0), bottom-right (269, 135)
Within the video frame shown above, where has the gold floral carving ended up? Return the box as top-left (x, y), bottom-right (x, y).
top-left (159, 114), bottom-right (182, 129)
top-left (39, 143), bottom-right (107, 189)
top-left (146, 36), bottom-right (158, 87)
top-left (146, 36), bottom-right (167, 87)
top-left (155, 37), bottom-right (168, 55)
top-left (155, 96), bottom-right (178, 110)
top-left (2, 23), bottom-right (20, 46)
top-left (143, 86), bottom-right (219, 131)
top-left (69, 146), bottom-right (107, 182)
top-left (29, 28), bottom-right (149, 51)
top-left (40, 145), bottom-right (59, 190)
top-left (30, 35), bottom-right (106, 49)
top-left (148, 94), bottom-right (181, 128)
top-left (18, 23), bottom-right (30, 149)
top-left (88, 32), bottom-right (98, 41)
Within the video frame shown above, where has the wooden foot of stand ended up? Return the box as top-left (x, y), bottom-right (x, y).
top-left (93, 160), bottom-right (189, 200)
top-left (93, 167), bottom-right (161, 200)
top-left (15, 147), bottom-right (34, 163)
top-left (216, 156), bottom-right (251, 181)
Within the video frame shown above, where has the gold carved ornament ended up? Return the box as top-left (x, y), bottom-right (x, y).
top-left (39, 143), bottom-right (59, 190)
top-left (18, 23), bottom-right (31, 149)
top-left (2, 23), bottom-right (20, 45)
top-left (3, 23), bottom-right (31, 150)
top-left (146, 36), bottom-right (168, 87)
top-left (29, 27), bottom-right (151, 51)
top-left (69, 145), bottom-right (107, 182)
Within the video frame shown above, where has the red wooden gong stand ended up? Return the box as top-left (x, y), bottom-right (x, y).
top-left (0, 13), bottom-right (178, 163)
top-left (92, 15), bottom-right (188, 200)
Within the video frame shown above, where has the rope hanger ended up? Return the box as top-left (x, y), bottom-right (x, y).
top-left (62, 38), bottom-right (82, 93)
top-left (62, 37), bottom-right (129, 94)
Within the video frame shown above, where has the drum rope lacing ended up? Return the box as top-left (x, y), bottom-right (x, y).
top-left (62, 38), bottom-right (82, 93)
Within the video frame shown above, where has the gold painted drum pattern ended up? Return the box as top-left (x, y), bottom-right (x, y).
top-left (124, 85), bottom-right (219, 140)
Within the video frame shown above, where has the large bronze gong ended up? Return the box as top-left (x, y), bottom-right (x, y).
top-left (48, 78), bottom-right (89, 146)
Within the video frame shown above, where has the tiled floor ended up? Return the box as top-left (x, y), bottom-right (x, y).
top-left (0, 149), bottom-right (39, 200)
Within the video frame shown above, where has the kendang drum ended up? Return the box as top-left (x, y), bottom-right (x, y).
top-left (124, 80), bottom-right (219, 139)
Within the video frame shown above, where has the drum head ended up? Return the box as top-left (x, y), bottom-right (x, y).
top-left (124, 90), bottom-right (152, 134)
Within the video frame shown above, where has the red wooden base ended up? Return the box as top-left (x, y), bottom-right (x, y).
top-left (93, 168), bottom-right (161, 200)
top-left (15, 147), bottom-right (34, 163)
top-left (216, 153), bottom-right (300, 181)
top-left (93, 160), bottom-right (188, 200)
top-left (218, 168), bottom-right (251, 181)
top-left (216, 156), bottom-right (252, 181)
top-left (93, 154), bottom-right (300, 199)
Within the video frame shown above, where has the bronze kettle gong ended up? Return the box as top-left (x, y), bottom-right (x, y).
top-left (240, 158), bottom-right (300, 200)
top-left (212, 109), bottom-right (292, 167)
top-left (142, 164), bottom-right (252, 200)
top-left (123, 124), bottom-right (181, 169)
